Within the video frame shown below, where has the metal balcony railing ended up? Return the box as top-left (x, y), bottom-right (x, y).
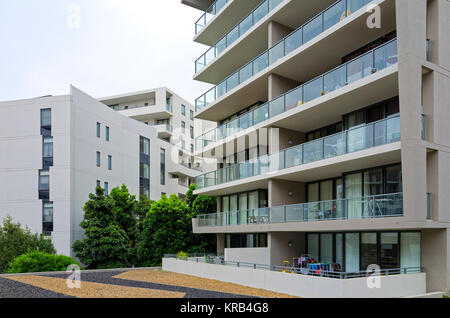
top-left (195, 0), bottom-right (230, 35)
top-left (195, 39), bottom-right (398, 151)
top-left (195, 115), bottom-right (401, 190)
top-left (197, 193), bottom-right (404, 227)
top-left (195, 0), bottom-right (374, 107)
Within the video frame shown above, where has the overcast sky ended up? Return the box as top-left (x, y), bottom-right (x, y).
top-left (0, 0), bottom-right (213, 103)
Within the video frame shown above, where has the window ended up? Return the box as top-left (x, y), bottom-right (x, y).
top-left (96, 151), bottom-right (101, 167)
top-left (190, 144), bottom-right (194, 153)
top-left (42, 202), bottom-right (53, 235)
top-left (96, 180), bottom-right (101, 188)
top-left (181, 139), bottom-right (186, 150)
top-left (43, 137), bottom-right (54, 169)
top-left (43, 137), bottom-right (53, 158)
top-left (140, 163), bottom-right (150, 179)
top-left (41, 109), bottom-right (51, 127)
top-left (108, 155), bottom-right (112, 170)
top-left (39, 170), bottom-right (50, 200)
top-left (106, 127), bottom-right (110, 141)
top-left (181, 121), bottom-right (186, 134)
top-left (140, 137), bottom-right (150, 156)
top-left (160, 148), bottom-right (166, 185)
top-left (190, 126), bottom-right (194, 139)
top-left (225, 234), bottom-right (268, 248)
top-left (190, 110), bottom-right (194, 121)
top-left (41, 109), bottom-right (52, 136)
top-left (181, 105), bottom-right (186, 116)
top-left (96, 122), bottom-right (101, 138)
top-left (110, 105), bottom-right (119, 111)
top-left (104, 182), bottom-right (109, 195)
top-left (39, 171), bottom-right (50, 191)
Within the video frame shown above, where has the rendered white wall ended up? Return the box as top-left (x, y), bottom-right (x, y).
top-left (162, 258), bottom-right (427, 298)
top-left (224, 248), bottom-right (270, 265)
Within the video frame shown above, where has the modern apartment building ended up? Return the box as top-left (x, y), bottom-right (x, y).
top-left (99, 87), bottom-right (216, 199)
top-left (0, 86), bottom-right (213, 256)
top-left (181, 0), bottom-right (450, 294)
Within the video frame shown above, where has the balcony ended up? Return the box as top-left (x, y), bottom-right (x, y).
top-left (194, 0), bottom-right (266, 46)
top-left (154, 124), bottom-right (173, 139)
top-left (195, 0), bottom-right (284, 73)
top-left (195, 0), bottom-right (377, 111)
top-left (197, 193), bottom-right (403, 227)
top-left (195, 39), bottom-right (398, 153)
top-left (195, 115), bottom-right (400, 190)
top-left (195, 0), bottom-right (230, 35)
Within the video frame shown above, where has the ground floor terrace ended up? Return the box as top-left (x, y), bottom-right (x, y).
top-left (208, 228), bottom-right (449, 295)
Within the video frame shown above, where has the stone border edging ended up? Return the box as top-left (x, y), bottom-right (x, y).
top-left (0, 267), bottom-right (162, 278)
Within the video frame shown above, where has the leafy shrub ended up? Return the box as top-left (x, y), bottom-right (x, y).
top-left (0, 216), bottom-right (56, 273)
top-left (7, 251), bottom-right (80, 274)
top-left (177, 251), bottom-right (188, 260)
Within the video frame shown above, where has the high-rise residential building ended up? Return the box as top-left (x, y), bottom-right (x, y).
top-left (179, 0), bottom-right (450, 295)
top-left (0, 86), bottom-right (214, 256)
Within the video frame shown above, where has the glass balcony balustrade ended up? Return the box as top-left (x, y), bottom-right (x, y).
top-left (195, 0), bottom-right (283, 73)
top-left (195, 38), bottom-right (398, 151)
top-left (198, 193), bottom-right (404, 227)
top-left (195, 0), bottom-right (230, 35)
top-left (195, 0), bottom-right (373, 97)
top-left (195, 114), bottom-right (401, 189)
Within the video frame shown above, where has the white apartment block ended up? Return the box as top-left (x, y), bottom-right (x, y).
top-left (174, 0), bottom-right (450, 296)
top-left (0, 85), bottom-right (214, 256)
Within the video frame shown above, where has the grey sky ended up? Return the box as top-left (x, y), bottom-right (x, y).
top-left (0, 0), bottom-right (213, 103)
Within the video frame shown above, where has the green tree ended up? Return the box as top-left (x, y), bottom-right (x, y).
top-left (0, 216), bottom-right (55, 273)
top-left (72, 187), bottom-right (131, 269)
top-left (110, 185), bottom-right (139, 244)
top-left (137, 195), bottom-right (191, 266)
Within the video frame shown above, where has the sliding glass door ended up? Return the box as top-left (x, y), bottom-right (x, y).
top-left (380, 232), bottom-right (399, 269)
top-left (345, 173), bottom-right (363, 218)
top-left (345, 233), bottom-right (360, 273)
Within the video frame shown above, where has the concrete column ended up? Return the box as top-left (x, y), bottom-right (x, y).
top-left (268, 21), bottom-right (293, 47)
top-left (396, 0), bottom-right (427, 61)
top-left (427, 0), bottom-right (450, 70)
top-left (398, 59), bottom-right (427, 222)
top-left (269, 232), bottom-right (305, 266)
top-left (422, 229), bottom-right (450, 293)
top-left (268, 73), bottom-right (300, 100)
top-left (268, 179), bottom-right (306, 207)
top-left (397, 0), bottom-right (428, 222)
top-left (217, 233), bottom-right (225, 257)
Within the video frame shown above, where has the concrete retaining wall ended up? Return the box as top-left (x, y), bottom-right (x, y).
top-left (162, 258), bottom-right (426, 298)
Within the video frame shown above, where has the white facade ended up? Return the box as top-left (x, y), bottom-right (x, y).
top-left (0, 85), bottom-right (214, 256)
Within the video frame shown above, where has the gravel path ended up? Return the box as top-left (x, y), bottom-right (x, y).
top-left (36, 270), bottom-right (256, 298)
top-left (0, 277), bottom-right (74, 298)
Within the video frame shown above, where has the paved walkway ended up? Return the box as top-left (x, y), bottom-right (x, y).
top-left (0, 269), bottom-right (260, 298)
